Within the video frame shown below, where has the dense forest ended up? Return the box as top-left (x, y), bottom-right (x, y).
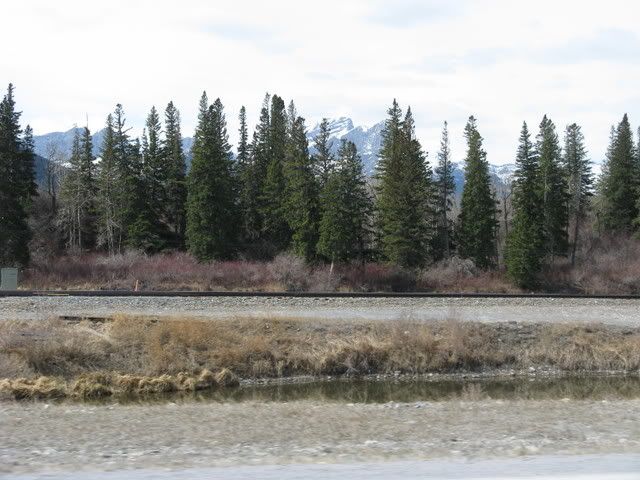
top-left (1, 83), bottom-right (640, 290)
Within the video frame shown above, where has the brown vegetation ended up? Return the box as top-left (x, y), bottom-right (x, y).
top-left (19, 251), bottom-right (515, 293)
top-left (1, 315), bottom-right (639, 400)
top-left (543, 233), bottom-right (640, 294)
top-left (19, 233), bottom-right (640, 294)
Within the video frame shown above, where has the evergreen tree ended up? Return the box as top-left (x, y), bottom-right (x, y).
top-left (283, 115), bottom-right (319, 261)
top-left (375, 101), bottom-right (434, 267)
top-left (260, 94), bottom-right (290, 252)
top-left (237, 106), bottom-right (249, 169)
top-left (400, 108), bottom-right (436, 265)
top-left (112, 104), bottom-right (137, 249)
top-left (20, 125), bottom-right (37, 201)
top-left (242, 94), bottom-right (271, 248)
top-left (563, 123), bottom-right (592, 265)
top-left (457, 116), bottom-right (498, 269)
top-left (599, 114), bottom-right (638, 232)
top-left (186, 94), bottom-right (238, 260)
top-left (109, 104), bottom-right (162, 252)
top-left (162, 101), bottom-right (187, 245)
top-left (141, 106), bottom-right (164, 220)
top-left (374, 100), bottom-right (406, 265)
top-left (286, 100), bottom-right (297, 134)
top-left (317, 140), bottom-right (372, 264)
top-left (59, 127), bottom-right (96, 251)
top-left (0, 84), bottom-right (35, 267)
top-left (433, 121), bottom-right (455, 259)
top-left (95, 114), bottom-right (121, 254)
top-left (536, 115), bottom-right (568, 258)
top-left (236, 105), bottom-right (253, 244)
top-left (506, 122), bottom-right (544, 287)
top-left (125, 137), bottom-right (163, 252)
top-left (312, 118), bottom-right (334, 188)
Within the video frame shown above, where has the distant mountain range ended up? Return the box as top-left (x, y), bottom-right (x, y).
top-left (32, 127), bottom-right (193, 163)
top-left (32, 120), bottom-right (516, 194)
top-left (305, 117), bottom-right (515, 194)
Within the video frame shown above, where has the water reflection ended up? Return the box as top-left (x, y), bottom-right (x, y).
top-left (111, 375), bottom-right (640, 405)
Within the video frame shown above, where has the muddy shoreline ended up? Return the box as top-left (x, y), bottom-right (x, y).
top-left (2, 315), bottom-right (640, 400)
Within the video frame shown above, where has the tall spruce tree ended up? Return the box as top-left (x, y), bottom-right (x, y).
top-left (375, 101), bottom-right (434, 267)
top-left (20, 125), bottom-right (37, 202)
top-left (457, 116), bottom-right (497, 269)
top-left (242, 94), bottom-right (271, 248)
top-left (0, 84), bottom-right (35, 266)
top-left (260, 94), bottom-right (290, 252)
top-left (163, 101), bottom-right (187, 245)
top-left (142, 107), bottom-right (163, 203)
top-left (599, 114), bottom-right (638, 232)
top-left (312, 118), bottom-right (334, 188)
top-left (433, 121), bottom-right (455, 259)
top-left (111, 104), bottom-right (161, 252)
top-left (59, 127), bottom-right (96, 251)
top-left (112, 104), bottom-right (137, 249)
top-left (283, 115), bottom-right (319, 260)
top-left (141, 107), bottom-right (164, 226)
top-left (536, 115), bottom-right (568, 258)
top-left (317, 140), bottom-right (372, 264)
top-left (237, 106), bottom-right (249, 171)
top-left (506, 122), bottom-right (544, 287)
top-left (186, 94), bottom-right (238, 260)
top-left (236, 105), bottom-right (253, 245)
top-left (96, 114), bottom-right (121, 254)
top-left (563, 123), bottom-right (592, 265)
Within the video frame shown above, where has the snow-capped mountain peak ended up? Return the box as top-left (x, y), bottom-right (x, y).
top-left (307, 117), bottom-right (384, 174)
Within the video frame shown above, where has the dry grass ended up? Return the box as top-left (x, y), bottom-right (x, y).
top-left (20, 251), bottom-right (515, 293)
top-left (1, 315), bottom-right (639, 400)
top-left (0, 369), bottom-right (238, 400)
top-left (21, 233), bottom-right (640, 294)
top-left (544, 234), bottom-right (640, 294)
top-left (418, 257), bottom-right (517, 293)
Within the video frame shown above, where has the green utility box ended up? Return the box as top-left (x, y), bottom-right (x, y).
top-left (0, 268), bottom-right (18, 290)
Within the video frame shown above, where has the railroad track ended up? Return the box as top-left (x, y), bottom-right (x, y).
top-left (1, 290), bottom-right (639, 299)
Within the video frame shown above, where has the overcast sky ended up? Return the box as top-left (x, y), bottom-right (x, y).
top-left (3, 0), bottom-right (640, 165)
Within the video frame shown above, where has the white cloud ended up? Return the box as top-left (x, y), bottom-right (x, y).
top-left (2, 0), bottom-right (640, 164)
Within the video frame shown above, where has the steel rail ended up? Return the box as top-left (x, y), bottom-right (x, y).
top-left (1, 290), bottom-right (639, 299)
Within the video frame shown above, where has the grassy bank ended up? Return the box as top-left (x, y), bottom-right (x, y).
top-left (1, 315), bottom-right (640, 400)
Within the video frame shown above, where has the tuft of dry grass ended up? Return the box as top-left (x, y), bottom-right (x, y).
top-left (531, 324), bottom-right (640, 371)
top-left (0, 377), bottom-right (66, 400)
top-left (0, 369), bottom-right (244, 400)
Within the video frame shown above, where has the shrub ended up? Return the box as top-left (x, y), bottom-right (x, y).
top-left (267, 253), bottom-right (309, 291)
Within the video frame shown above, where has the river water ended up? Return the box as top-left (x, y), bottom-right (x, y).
top-left (2, 376), bottom-right (640, 479)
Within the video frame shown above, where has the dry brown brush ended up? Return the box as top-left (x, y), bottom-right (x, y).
top-left (1, 316), bottom-right (640, 400)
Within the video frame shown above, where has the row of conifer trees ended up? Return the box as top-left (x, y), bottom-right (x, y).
top-left (2, 83), bottom-right (639, 287)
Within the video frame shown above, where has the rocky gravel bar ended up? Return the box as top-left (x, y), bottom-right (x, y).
top-left (1, 295), bottom-right (640, 325)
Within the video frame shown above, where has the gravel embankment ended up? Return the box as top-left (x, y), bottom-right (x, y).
top-left (2, 399), bottom-right (640, 474)
top-left (1, 295), bottom-right (640, 325)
